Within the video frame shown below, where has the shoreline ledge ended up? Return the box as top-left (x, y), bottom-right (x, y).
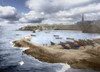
top-left (12, 35), bottom-right (100, 71)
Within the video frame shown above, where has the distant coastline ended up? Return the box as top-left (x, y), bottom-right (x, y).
top-left (16, 22), bottom-right (100, 33)
top-left (16, 24), bottom-right (80, 31)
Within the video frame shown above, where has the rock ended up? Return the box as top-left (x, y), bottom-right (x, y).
top-left (16, 34), bottom-right (20, 36)
top-left (33, 29), bottom-right (40, 33)
top-left (12, 36), bottom-right (100, 71)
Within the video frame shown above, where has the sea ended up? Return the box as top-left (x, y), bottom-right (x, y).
top-left (0, 24), bottom-right (100, 72)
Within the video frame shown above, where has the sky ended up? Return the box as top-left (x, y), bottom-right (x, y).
top-left (0, 0), bottom-right (100, 25)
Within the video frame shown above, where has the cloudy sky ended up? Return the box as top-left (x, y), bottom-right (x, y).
top-left (0, 0), bottom-right (100, 25)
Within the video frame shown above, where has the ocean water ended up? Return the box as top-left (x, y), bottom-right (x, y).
top-left (0, 25), bottom-right (100, 72)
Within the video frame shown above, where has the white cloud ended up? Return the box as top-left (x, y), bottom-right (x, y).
top-left (0, 18), bottom-right (10, 25)
top-left (42, 18), bottom-right (72, 25)
top-left (0, 6), bottom-right (21, 25)
top-left (1, 0), bottom-right (100, 25)
top-left (25, 0), bottom-right (100, 24)
top-left (0, 5), bottom-right (20, 23)
top-left (0, 6), bottom-right (17, 17)
top-left (26, 0), bottom-right (91, 13)
top-left (56, 3), bottom-right (100, 17)
top-left (52, 0), bottom-right (91, 7)
top-left (85, 12), bottom-right (100, 20)
top-left (41, 16), bottom-right (74, 24)
top-left (19, 11), bottom-right (44, 23)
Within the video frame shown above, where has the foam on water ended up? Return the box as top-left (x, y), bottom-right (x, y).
top-left (57, 63), bottom-right (70, 72)
top-left (19, 61), bottom-right (24, 66)
top-left (10, 41), bottom-right (30, 51)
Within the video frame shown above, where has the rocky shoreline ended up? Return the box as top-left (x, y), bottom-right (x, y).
top-left (12, 35), bottom-right (100, 71)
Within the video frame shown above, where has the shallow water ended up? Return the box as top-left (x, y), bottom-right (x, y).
top-left (31, 30), bottom-right (100, 45)
top-left (0, 25), bottom-right (100, 72)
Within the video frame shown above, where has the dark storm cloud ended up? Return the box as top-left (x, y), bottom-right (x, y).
top-left (0, 13), bottom-right (20, 21)
top-left (26, 18), bottom-right (45, 23)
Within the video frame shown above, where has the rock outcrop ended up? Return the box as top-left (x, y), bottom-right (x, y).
top-left (12, 35), bottom-right (100, 71)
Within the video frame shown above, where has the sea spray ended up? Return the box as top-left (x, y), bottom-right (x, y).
top-left (57, 63), bottom-right (70, 72)
top-left (11, 41), bottom-right (30, 66)
top-left (19, 61), bottom-right (24, 66)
